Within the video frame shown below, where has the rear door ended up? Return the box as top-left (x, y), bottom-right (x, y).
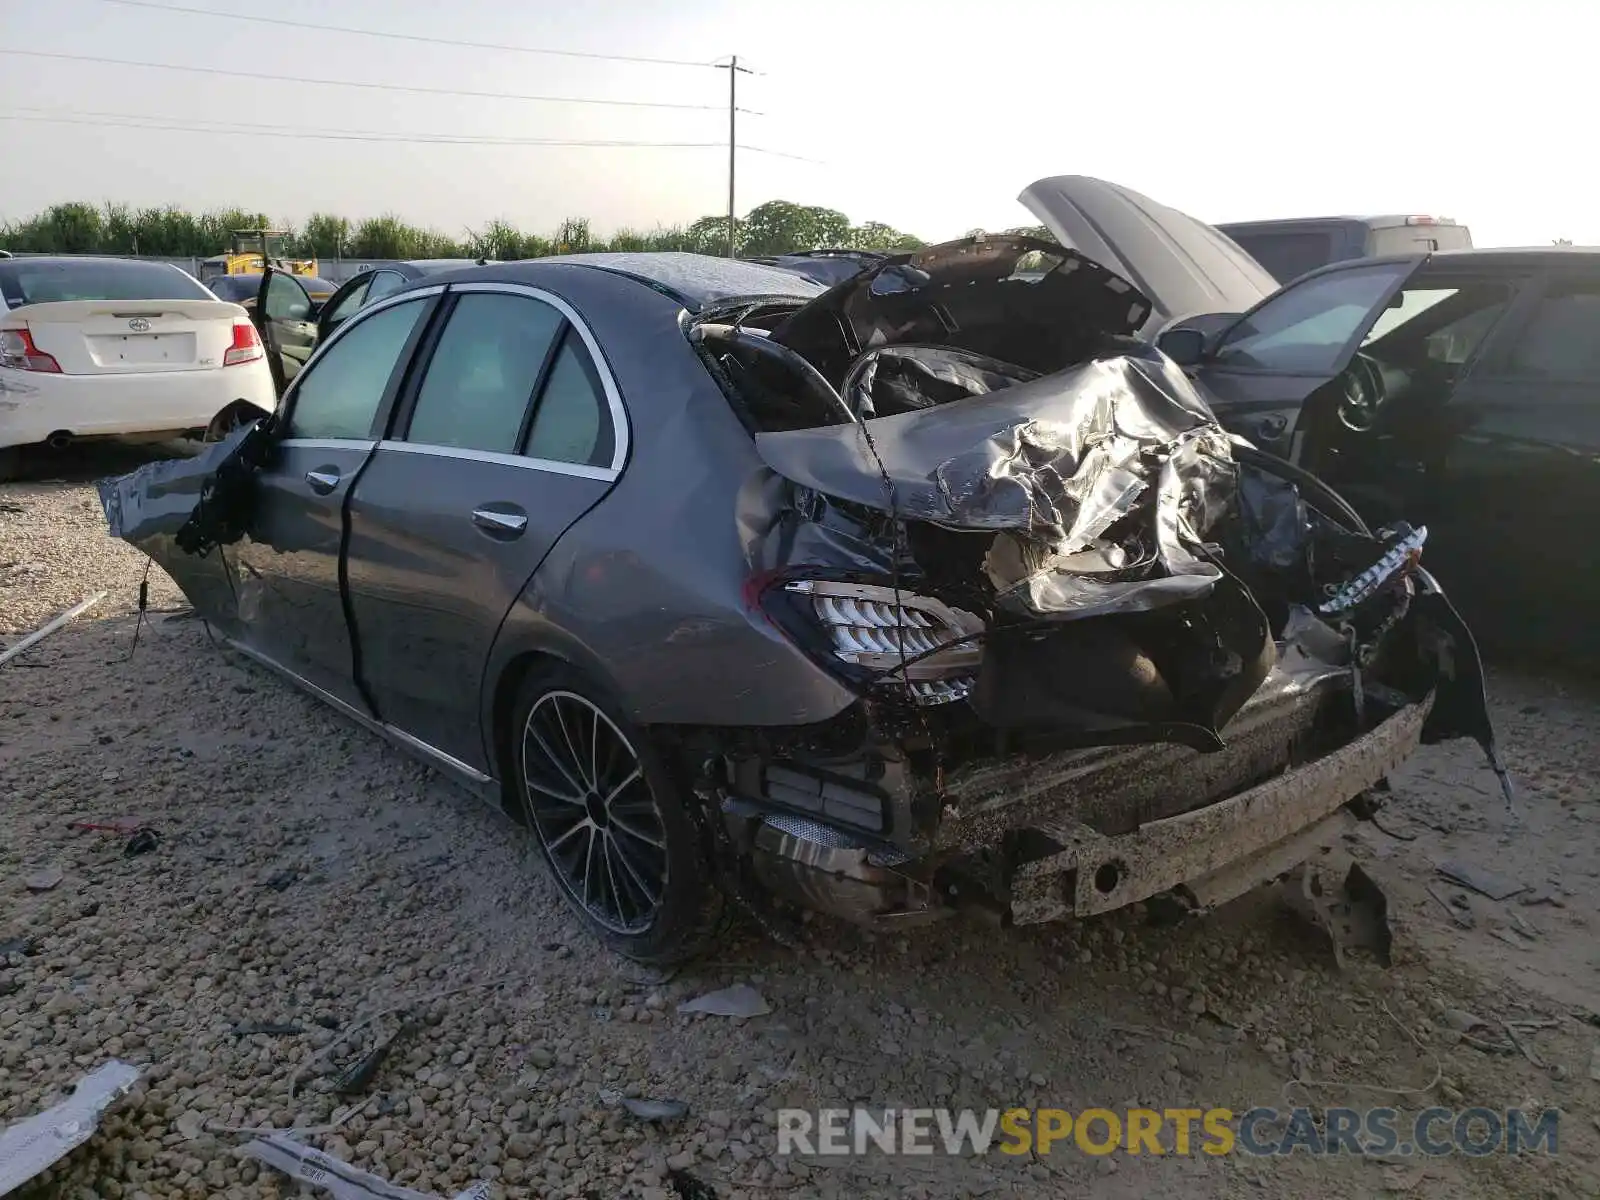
top-left (1185, 258), bottom-right (1422, 455)
top-left (344, 282), bottom-right (627, 771)
top-left (230, 291), bottom-right (439, 709)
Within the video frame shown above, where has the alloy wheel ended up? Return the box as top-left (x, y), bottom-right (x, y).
top-left (520, 690), bottom-right (668, 934)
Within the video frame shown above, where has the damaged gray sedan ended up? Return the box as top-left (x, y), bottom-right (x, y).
top-left (99, 240), bottom-right (1510, 963)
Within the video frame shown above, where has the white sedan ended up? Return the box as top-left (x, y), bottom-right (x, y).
top-left (0, 257), bottom-right (277, 481)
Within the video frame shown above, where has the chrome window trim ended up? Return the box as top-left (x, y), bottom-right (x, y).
top-left (442, 281), bottom-right (631, 475)
top-left (276, 437), bottom-right (376, 452)
top-left (375, 440), bottom-right (615, 482)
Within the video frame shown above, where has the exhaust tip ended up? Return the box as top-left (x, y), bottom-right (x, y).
top-left (45, 431), bottom-right (72, 450)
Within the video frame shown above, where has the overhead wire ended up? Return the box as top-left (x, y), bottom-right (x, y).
top-left (0, 109), bottom-right (727, 150)
top-left (97, 0), bottom-right (719, 68)
top-left (0, 49), bottom-right (758, 112)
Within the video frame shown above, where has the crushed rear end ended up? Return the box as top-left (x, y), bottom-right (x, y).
top-left (683, 236), bottom-right (1510, 930)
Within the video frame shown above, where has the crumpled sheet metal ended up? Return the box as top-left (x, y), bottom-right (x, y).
top-left (841, 344), bottom-right (1040, 419)
top-left (97, 419), bottom-right (265, 548)
top-left (244, 1132), bottom-right (491, 1200)
top-left (755, 350), bottom-right (1236, 620)
top-left (0, 1060), bottom-right (142, 1195)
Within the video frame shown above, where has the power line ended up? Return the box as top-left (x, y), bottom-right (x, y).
top-left (0, 111), bottom-right (728, 149)
top-left (98, 0), bottom-right (718, 69)
top-left (0, 49), bottom-right (756, 112)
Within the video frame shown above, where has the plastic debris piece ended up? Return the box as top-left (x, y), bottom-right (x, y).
top-left (677, 983), bottom-right (771, 1018)
top-left (0, 591), bottom-right (108, 669)
top-left (22, 869), bottom-right (62, 892)
top-left (1438, 860), bottom-right (1526, 901)
top-left (245, 1133), bottom-right (453, 1200)
top-left (623, 1096), bottom-right (689, 1122)
top-left (0, 1060), bottom-right (142, 1195)
top-left (123, 828), bottom-right (161, 857)
top-left (330, 1024), bottom-right (410, 1096)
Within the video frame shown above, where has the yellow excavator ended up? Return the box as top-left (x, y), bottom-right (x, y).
top-left (197, 229), bottom-right (317, 284)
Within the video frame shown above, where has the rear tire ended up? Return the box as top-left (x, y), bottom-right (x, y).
top-left (0, 446), bottom-right (20, 484)
top-left (510, 662), bottom-right (722, 964)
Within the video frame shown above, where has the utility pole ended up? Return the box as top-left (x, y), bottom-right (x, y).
top-left (716, 55), bottom-right (752, 258)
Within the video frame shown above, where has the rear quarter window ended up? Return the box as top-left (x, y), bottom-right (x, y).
top-left (0, 259), bottom-right (212, 306)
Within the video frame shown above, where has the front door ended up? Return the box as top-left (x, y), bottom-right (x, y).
top-left (343, 284), bottom-right (624, 770)
top-left (231, 292), bottom-right (436, 708)
top-left (1189, 258), bottom-right (1420, 457)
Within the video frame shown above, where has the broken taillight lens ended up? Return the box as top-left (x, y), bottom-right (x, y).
top-left (771, 578), bottom-right (985, 706)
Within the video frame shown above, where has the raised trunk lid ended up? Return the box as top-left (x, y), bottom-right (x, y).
top-left (3, 299), bottom-right (245, 375)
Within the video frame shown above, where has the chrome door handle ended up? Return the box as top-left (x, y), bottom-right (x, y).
top-left (472, 507), bottom-right (528, 535)
top-left (305, 468), bottom-right (340, 493)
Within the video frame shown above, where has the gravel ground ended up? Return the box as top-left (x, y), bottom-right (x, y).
top-left (3, 461), bottom-right (1599, 1200)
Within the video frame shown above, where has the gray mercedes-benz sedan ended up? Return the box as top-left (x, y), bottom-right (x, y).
top-left (100, 241), bottom-right (1511, 964)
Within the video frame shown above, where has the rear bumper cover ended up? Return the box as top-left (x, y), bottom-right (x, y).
top-left (1007, 694), bottom-right (1430, 922)
top-left (0, 362), bottom-right (274, 448)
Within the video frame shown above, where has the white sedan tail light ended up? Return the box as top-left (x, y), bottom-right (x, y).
top-left (223, 320), bottom-right (263, 367)
top-left (0, 327), bottom-right (62, 373)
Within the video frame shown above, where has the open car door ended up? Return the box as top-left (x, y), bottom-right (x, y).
top-left (252, 266), bottom-right (318, 395)
top-left (1155, 257), bottom-right (1426, 458)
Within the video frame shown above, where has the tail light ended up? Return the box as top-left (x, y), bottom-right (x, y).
top-left (757, 577), bottom-right (985, 705)
top-left (223, 320), bottom-right (263, 366)
top-left (0, 327), bottom-right (61, 373)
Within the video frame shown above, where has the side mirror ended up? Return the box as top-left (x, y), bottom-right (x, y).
top-left (1157, 327), bottom-right (1207, 366)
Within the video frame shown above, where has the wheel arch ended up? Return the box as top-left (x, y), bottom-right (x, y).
top-left (482, 622), bottom-right (632, 822)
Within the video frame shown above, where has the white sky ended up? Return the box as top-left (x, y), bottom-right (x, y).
top-left (0, 0), bottom-right (1588, 246)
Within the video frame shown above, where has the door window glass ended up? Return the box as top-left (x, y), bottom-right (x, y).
top-left (1215, 262), bottom-right (1413, 373)
top-left (1360, 283), bottom-right (1512, 365)
top-left (406, 293), bottom-right (563, 453)
top-left (365, 271), bottom-right (406, 302)
top-left (1503, 280), bottom-right (1600, 378)
top-left (321, 277), bottom-right (372, 331)
top-left (286, 298), bottom-right (427, 439)
top-left (263, 273), bottom-right (312, 321)
top-left (526, 332), bottom-right (614, 467)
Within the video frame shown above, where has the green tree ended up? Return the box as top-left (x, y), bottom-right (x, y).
top-left (0, 199), bottom-right (925, 262)
top-left (740, 200), bottom-right (851, 256)
top-left (303, 213), bottom-right (351, 258)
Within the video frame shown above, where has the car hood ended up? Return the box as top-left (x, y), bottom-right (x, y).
top-left (1018, 175), bottom-right (1278, 332)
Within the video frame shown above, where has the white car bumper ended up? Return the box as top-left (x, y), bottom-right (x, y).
top-left (0, 361), bottom-right (275, 449)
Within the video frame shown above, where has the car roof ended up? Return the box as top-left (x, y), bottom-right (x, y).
top-left (413, 253), bottom-right (826, 310)
top-left (1304, 246), bottom-right (1600, 275)
top-left (1220, 215), bottom-right (1463, 230)
top-left (0, 255), bottom-right (187, 269)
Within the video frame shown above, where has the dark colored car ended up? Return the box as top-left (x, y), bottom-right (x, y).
top-left (1023, 176), bottom-right (1597, 666)
top-left (100, 243), bottom-right (1507, 963)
